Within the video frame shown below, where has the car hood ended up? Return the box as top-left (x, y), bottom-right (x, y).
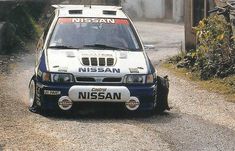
top-left (46, 49), bottom-right (149, 77)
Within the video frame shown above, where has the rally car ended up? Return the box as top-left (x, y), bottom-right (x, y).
top-left (28, 5), bottom-right (170, 114)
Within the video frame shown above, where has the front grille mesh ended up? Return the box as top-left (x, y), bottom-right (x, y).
top-left (76, 77), bottom-right (96, 82)
top-left (81, 57), bottom-right (114, 66)
top-left (76, 77), bottom-right (122, 83)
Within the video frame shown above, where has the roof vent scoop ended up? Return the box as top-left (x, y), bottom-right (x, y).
top-left (103, 10), bottom-right (116, 15)
top-left (69, 10), bottom-right (83, 14)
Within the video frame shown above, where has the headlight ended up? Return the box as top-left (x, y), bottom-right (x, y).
top-left (125, 75), bottom-right (145, 84)
top-left (51, 73), bottom-right (74, 83)
top-left (42, 72), bottom-right (74, 83)
top-left (124, 74), bottom-right (155, 84)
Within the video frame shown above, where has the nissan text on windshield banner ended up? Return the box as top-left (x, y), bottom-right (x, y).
top-left (58, 18), bottom-right (129, 24)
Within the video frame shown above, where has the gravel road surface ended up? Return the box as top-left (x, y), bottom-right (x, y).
top-left (0, 22), bottom-right (235, 151)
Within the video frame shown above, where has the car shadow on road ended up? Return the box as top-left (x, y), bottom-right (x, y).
top-left (44, 108), bottom-right (180, 125)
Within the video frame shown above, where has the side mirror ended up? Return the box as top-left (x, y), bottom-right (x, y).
top-left (144, 44), bottom-right (155, 50)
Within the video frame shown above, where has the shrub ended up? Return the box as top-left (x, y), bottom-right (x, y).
top-left (172, 15), bottom-right (235, 80)
top-left (7, 4), bottom-right (39, 41)
top-left (0, 2), bottom-right (46, 54)
top-left (1, 22), bottom-right (24, 54)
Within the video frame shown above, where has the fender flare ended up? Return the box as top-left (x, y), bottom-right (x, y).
top-left (28, 75), bottom-right (36, 88)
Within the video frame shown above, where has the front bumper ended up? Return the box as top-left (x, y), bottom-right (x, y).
top-left (35, 82), bottom-right (156, 111)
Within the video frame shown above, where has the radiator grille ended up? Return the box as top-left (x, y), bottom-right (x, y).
top-left (76, 77), bottom-right (96, 82)
top-left (75, 77), bottom-right (122, 83)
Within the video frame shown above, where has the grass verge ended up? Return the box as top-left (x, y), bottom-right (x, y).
top-left (163, 63), bottom-right (235, 103)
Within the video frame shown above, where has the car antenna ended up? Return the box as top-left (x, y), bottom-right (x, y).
top-left (89, 0), bottom-right (91, 8)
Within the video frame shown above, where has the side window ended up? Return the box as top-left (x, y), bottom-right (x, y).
top-left (43, 12), bottom-right (55, 42)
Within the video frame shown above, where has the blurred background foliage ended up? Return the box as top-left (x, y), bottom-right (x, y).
top-left (0, 2), bottom-right (47, 54)
top-left (170, 15), bottom-right (235, 80)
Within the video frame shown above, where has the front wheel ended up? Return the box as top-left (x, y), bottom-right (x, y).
top-left (155, 76), bottom-right (170, 113)
top-left (28, 77), bottom-right (40, 113)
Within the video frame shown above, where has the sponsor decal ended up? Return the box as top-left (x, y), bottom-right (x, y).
top-left (78, 88), bottom-right (121, 100)
top-left (78, 67), bottom-right (120, 73)
top-left (58, 18), bottom-right (129, 25)
top-left (81, 53), bottom-right (113, 57)
top-left (37, 69), bottom-right (43, 77)
top-left (69, 86), bottom-right (130, 102)
top-left (72, 18), bottom-right (115, 24)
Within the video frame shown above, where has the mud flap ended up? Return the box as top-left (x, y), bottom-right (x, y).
top-left (155, 75), bottom-right (170, 112)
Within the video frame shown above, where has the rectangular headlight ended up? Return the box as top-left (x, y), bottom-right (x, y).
top-left (51, 73), bottom-right (74, 83)
top-left (124, 74), bottom-right (155, 84)
top-left (42, 72), bottom-right (74, 83)
top-left (124, 75), bottom-right (145, 84)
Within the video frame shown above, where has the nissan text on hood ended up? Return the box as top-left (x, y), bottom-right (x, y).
top-left (28, 5), bottom-right (170, 115)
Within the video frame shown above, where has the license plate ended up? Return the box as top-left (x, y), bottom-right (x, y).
top-left (69, 86), bottom-right (130, 102)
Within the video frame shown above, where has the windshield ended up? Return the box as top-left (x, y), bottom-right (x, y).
top-left (49, 18), bottom-right (141, 50)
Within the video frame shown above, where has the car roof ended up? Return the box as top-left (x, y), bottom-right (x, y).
top-left (53, 5), bottom-right (128, 19)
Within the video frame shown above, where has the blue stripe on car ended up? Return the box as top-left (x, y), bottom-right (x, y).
top-left (39, 51), bottom-right (47, 72)
top-left (143, 52), bottom-right (155, 74)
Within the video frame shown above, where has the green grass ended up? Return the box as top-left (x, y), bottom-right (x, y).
top-left (163, 63), bottom-right (235, 103)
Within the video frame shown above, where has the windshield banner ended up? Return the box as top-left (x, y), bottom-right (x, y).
top-left (58, 18), bottom-right (129, 25)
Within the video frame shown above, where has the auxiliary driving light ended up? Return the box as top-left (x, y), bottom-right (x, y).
top-left (125, 97), bottom-right (140, 111)
top-left (58, 96), bottom-right (73, 111)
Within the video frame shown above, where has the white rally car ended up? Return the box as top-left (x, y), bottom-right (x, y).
top-left (29, 5), bottom-right (170, 114)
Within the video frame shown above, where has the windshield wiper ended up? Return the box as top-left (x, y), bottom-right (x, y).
top-left (82, 44), bottom-right (128, 50)
top-left (49, 45), bottom-right (78, 49)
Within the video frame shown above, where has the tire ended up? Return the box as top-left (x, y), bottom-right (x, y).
top-left (28, 77), bottom-right (41, 113)
top-left (155, 76), bottom-right (170, 113)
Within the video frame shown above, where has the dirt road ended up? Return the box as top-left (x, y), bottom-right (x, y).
top-left (0, 22), bottom-right (235, 151)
